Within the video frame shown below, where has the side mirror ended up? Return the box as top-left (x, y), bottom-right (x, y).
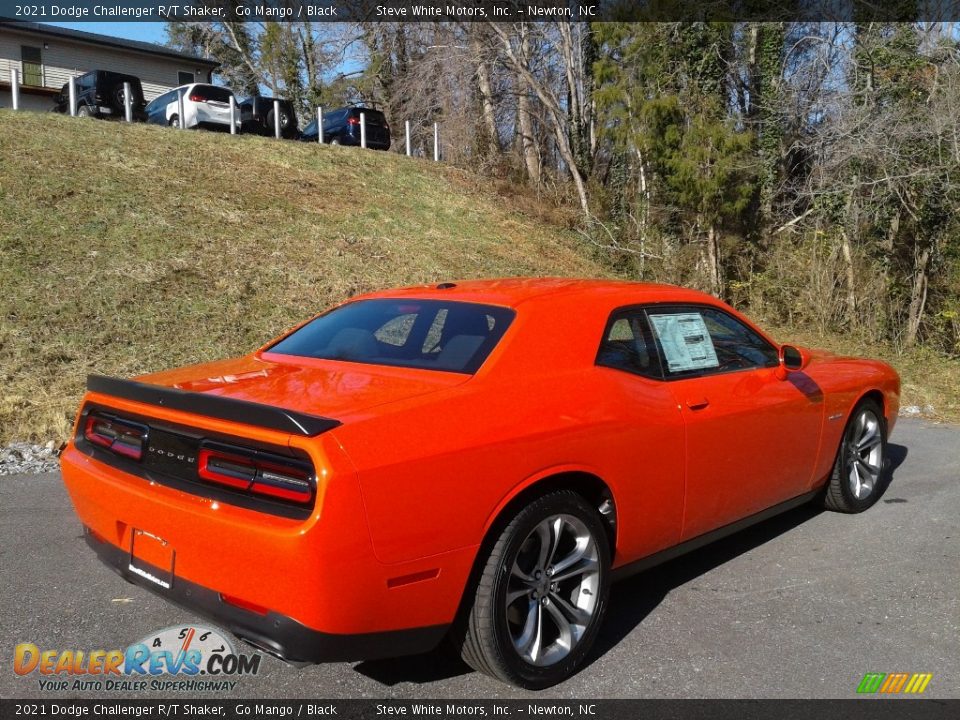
top-left (776, 344), bottom-right (807, 379)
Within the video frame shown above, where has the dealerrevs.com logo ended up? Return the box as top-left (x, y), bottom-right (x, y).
top-left (14, 625), bottom-right (261, 692)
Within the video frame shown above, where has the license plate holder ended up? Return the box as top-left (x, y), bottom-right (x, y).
top-left (129, 529), bottom-right (175, 589)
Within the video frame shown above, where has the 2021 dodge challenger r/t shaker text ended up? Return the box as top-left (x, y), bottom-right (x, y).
top-left (60, 278), bottom-right (900, 688)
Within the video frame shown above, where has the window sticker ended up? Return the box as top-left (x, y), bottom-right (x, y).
top-left (649, 312), bottom-right (719, 373)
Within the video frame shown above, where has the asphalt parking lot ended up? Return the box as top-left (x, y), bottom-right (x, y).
top-left (1, 418), bottom-right (957, 700)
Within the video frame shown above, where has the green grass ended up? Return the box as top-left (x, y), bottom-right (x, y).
top-left (1, 111), bottom-right (957, 444)
top-left (0, 111), bottom-right (603, 443)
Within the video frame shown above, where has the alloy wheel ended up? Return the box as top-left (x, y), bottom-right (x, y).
top-left (846, 408), bottom-right (884, 499)
top-left (505, 514), bottom-right (601, 667)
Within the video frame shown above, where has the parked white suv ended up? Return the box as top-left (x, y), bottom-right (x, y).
top-left (145, 83), bottom-right (241, 131)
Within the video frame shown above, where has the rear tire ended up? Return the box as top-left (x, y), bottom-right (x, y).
top-left (823, 399), bottom-right (887, 513)
top-left (330, 138), bottom-right (340, 146)
top-left (77, 104), bottom-right (93, 118)
top-left (454, 490), bottom-right (610, 689)
top-left (267, 108), bottom-right (291, 135)
top-left (111, 83), bottom-right (126, 110)
top-left (169, 115), bottom-right (180, 129)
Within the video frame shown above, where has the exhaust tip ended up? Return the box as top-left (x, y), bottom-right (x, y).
top-left (236, 634), bottom-right (311, 669)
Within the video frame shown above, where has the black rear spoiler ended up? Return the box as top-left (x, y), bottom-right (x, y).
top-left (86, 375), bottom-right (340, 438)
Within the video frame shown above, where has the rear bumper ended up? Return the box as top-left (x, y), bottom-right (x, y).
top-left (84, 529), bottom-right (447, 663)
top-left (60, 420), bottom-right (475, 662)
top-left (336, 129), bottom-right (391, 149)
top-left (189, 104), bottom-right (239, 131)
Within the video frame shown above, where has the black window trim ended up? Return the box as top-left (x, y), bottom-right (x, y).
top-left (595, 307), bottom-right (664, 381)
top-left (596, 302), bottom-right (780, 382)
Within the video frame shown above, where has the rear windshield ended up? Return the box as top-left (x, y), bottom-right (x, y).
top-left (192, 85), bottom-right (233, 103)
top-left (351, 109), bottom-right (387, 125)
top-left (267, 299), bottom-right (514, 374)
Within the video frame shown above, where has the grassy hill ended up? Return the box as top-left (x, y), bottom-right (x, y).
top-left (0, 111), bottom-right (607, 443)
top-left (1, 112), bottom-right (956, 444)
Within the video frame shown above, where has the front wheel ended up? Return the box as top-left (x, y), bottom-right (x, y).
top-left (823, 399), bottom-right (887, 512)
top-left (454, 490), bottom-right (610, 689)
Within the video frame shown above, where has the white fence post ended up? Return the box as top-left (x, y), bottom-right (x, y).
top-left (10, 68), bottom-right (19, 110)
top-left (177, 89), bottom-right (185, 129)
top-left (433, 122), bottom-right (439, 162)
top-left (229, 95), bottom-right (237, 135)
top-left (68, 76), bottom-right (77, 116)
top-left (360, 111), bottom-right (367, 149)
top-left (405, 120), bottom-right (411, 157)
top-left (274, 99), bottom-right (281, 139)
top-left (317, 107), bottom-right (324, 144)
top-left (123, 82), bottom-right (133, 122)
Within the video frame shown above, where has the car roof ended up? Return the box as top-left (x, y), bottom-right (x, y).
top-left (354, 277), bottom-right (719, 309)
top-left (172, 83), bottom-right (224, 91)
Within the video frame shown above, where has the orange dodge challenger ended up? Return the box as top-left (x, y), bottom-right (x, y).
top-left (61, 278), bottom-right (900, 688)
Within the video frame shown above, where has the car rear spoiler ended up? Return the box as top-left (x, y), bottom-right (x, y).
top-left (86, 375), bottom-right (340, 437)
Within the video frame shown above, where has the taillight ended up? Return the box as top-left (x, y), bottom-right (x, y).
top-left (198, 448), bottom-right (256, 490)
top-left (347, 116), bottom-right (359, 125)
top-left (198, 444), bottom-right (313, 505)
top-left (189, 94), bottom-right (206, 103)
top-left (84, 413), bottom-right (148, 461)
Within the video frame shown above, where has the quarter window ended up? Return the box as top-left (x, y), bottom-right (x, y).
top-left (596, 312), bottom-right (662, 379)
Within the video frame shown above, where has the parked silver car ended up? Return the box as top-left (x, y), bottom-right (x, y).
top-left (145, 83), bottom-right (241, 132)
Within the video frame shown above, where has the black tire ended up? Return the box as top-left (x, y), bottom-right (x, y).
top-left (330, 138), bottom-right (341, 146)
top-left (76, 104), bottom-right (93, 118)
top-left (109, 83), bottom-right (126, 111)
top-left (823, 398), bottom-right (888, 513)
top-left (454, 490), bottom-right (610, 689)
top-left (169, 115), bottom-right (180, 129)
top-left (266, 108), bottom-right (292, 133)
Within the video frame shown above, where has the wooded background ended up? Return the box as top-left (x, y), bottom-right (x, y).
top-left (167, 19), bottom-right (960, 356)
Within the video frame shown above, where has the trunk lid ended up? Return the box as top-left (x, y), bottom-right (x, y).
top-left (134, 353), bottom-right (469, 423)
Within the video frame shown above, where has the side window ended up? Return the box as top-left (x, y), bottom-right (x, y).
top-left (700, 307), bottom-right (779, 370)
top-left (596, 312), bottom-right (662, 379)
top-left (647, 306), bottom-right (778, 378)
top-left (147, 91), bottom-right (170, 113)
top-left (374, 314), bottom-right (416, 347)
top-left (421, 309), bottom-right (448, 353)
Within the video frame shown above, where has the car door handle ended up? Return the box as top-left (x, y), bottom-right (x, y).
top-left (686, 397), bottom-right (710, 410)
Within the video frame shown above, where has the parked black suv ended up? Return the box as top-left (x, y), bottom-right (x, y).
top-left (300, 106), bottom-right (391, 150)
top-left (239, 95), bottom-right (299, 139)
top-left (53, 70), bottom-right (147, 121)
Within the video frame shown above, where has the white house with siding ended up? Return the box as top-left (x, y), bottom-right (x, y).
top-left (0, 21), bottom-right (218, 111)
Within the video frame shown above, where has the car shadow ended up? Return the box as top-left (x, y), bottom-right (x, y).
top-left (589, 502), bottom-right (824, 663)
top-left (353, 443), bottom-right (910, 687)
top-left (887, 442), bottom-right (908, 474)
top-left (880, 442), bottom-right (908, 499)
top-left (353, 645), bottom-right (473, 686)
